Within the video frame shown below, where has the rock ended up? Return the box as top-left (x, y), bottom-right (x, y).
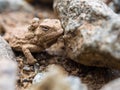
top-left (66, 76), bottom-right (87, 90)
top-left (0, 36), bottom-right (17, 90)
top-left (32, 73), bottom-right (46, 84)
top-left (0, 0), bottom-right (34, 12)
top-left (30, 65), bottom-right (87, 90)
top-left (101, 78), bottom-right (120, 90)
top-left (0, 58), bottom-right (17, 90)
top-left (0, 35), bottom-right (16, 60)
top-left (54, 0), bottom-right (120, 69)
top-left (54, 0), bottom-right (117, 33)
top-left (32, 65), bottom-right (67, 84)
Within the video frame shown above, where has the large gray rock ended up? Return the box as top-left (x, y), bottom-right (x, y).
top-left (54, 0), bottom-right (120, 69)
top-left (54, 0), bottom-right (117, 33)
top-left (0, 36), bottom-right (17, 90)
top-left (0, 35), bottom-right (16, 60)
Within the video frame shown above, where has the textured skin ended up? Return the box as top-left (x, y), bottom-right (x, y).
top-left (9, 18), bottom-right (63, 64)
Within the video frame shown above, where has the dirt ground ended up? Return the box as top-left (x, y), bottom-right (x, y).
top-left (15, 51), bottom-right (120, 90)
top-left (0, 2), bottom-right (120, 90)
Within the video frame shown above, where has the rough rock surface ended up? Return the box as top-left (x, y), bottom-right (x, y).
top-left (101, 78), bottom-right (120, 90)
top-left (0, 36), bottom-right (17, 90)
top-left (54, 0), bottom-right (120, 69)
top-left (54, 0), bottom-right (117, 33)
top-left (0, 35), bottom-right (16, 60)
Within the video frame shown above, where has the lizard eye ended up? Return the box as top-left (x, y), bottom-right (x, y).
top-left (40, 26), bottom-right (49, 31)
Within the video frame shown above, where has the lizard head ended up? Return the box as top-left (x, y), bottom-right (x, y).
top-left (36, 19), bottom-right (63, 48)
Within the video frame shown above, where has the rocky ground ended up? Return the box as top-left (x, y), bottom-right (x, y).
top-left (0, 0), bottom-right (120, 90)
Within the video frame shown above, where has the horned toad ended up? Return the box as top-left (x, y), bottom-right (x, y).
top-left (9, 18), bottom-right (63, 65)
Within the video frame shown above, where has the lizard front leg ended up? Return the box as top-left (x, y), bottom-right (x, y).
top-left (22, 45), bottom-right (38, 65)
